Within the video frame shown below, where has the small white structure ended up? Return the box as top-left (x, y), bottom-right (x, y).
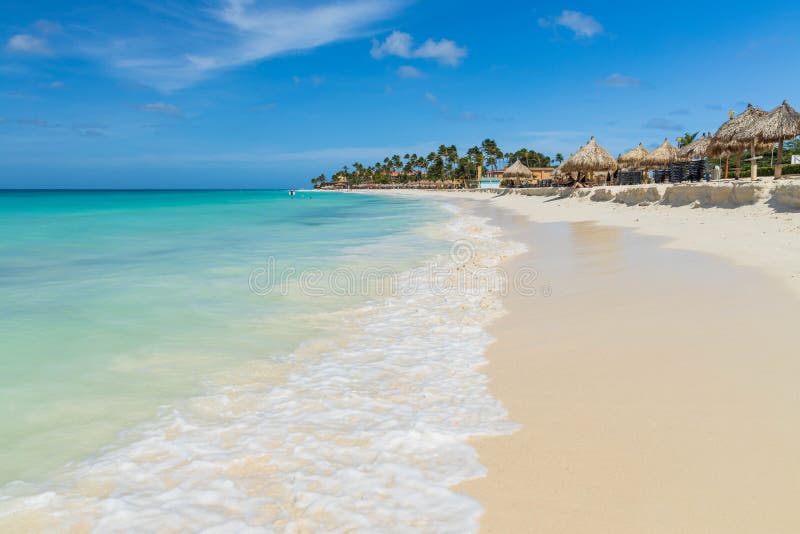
top-left (791, 155), bottom-right (800, 165)
top-left (479, 178), bottom-right (501, 189)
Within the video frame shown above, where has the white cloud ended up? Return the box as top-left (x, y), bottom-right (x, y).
top-left (539, 10), bottom-right (603, 38)
top-left (6, 34), bottom-right (51, 55)
top-left (596, 73), bottom-right (641, 87)
top-left (397, 65), bottom-right (424, 78)
top-left (49, 81), bottom-right (65, 89)
top-left (424, 92), bottom-right (438, 104)
top-left (370, 31), bottom-right (413, 58)
top-left (413, 38), bottom-right (466, 66)
top-left (136, 102), bottom-right (182, 115)
top-left (94, 0), bottom-right (402, 91)
top-left (371, 31), bottom-right (467, 66)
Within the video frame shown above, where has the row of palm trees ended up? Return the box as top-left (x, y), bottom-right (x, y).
top-left (310, 139), bottom-right (559, 188)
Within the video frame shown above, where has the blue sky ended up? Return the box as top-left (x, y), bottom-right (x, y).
top-left (1, 0), bottom-right (798, 188)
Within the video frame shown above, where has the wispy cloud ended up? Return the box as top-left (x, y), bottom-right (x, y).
top-left (596, 73), bottom-right (641, 87)
top-left (5, 19), bottom-right (61, 56)
top-left (292, 74), bottom-right (325, 86)
top-left (371, 31), bottom-right (467, 66)
top-left (539, 10), bottom-right (604, 38)
top-left (421, 92), bottom-right (488, 122)
top-left (136, 102), bottom-right (182, 116)
top-left (424, 91), bottom-right (449, 113)
top-left (16, 118), bottom-right (54, 128)
top-left (643, 118), bottom-right (684, 131)
top-left (34, 20), bottom-right (62, 35)
top-left (397, 65), bottom-right (424, 78)
top-left (6, 34), bottom-right (52, 55)
top-left (93, 0), bottom-right (402, 91)
top-left (73, 122), bottom-right (109, 137)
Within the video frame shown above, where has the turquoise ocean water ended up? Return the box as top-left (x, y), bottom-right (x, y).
top-left (0, 190), bottom-right (448, 486)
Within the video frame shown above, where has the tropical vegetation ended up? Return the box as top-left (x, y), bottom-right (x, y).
top-left (311, 139), bottom-right (551, 187)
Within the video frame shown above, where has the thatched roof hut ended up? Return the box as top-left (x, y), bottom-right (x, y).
top-left (503, 160), bottom-right (533, 179)
top-left (734, 100), bottom-right (800, 178)
top-left (708, 104), bottom-right (767, 158)
top-left (617, 143), bottom-right (649, 170)
top-left (561, 136), bottom-right (617, 175)
top-left (642, 138), bottom-right (679, 169)
top-left (678, 133), bottom-right (712, 160)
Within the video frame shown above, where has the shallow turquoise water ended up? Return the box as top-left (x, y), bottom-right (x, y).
top-left (0, 190), bottom-right (447, 484)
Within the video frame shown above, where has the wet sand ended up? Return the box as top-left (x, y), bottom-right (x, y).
top-left (454, 199), bottom-right (800, 533)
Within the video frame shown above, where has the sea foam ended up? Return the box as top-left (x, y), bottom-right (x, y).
top-left (0, 206), bottom-right (523, 533)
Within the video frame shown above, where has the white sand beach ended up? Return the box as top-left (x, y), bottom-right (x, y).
top-left (366, 183), bottom-right (800, 533)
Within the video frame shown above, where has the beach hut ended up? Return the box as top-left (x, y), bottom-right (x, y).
top-left (708, 104), bottom-right (768, 179)
top-left (732, 100), bottom-right (800, 179)
top-left (678, 133), bottom-right (712, 160)
top-left (617, 143), bottom-right (649, 170)
top-left (561, 137), bottom-right (617, 183)
top-left (502, 160), bottom-right (534, 186)
top-left (642, 138), bottom-right (679, 170)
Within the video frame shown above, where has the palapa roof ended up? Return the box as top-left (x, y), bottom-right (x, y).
top-left (733, 100), bottom-right (800, 143)
top-left (678, 133), bottom-right (712, 160)
top-left (642, 138), bottom-right (679, 169)
top-left (617, 143), bottom-right (649, 169)
top-left (708, 104), bottom-right (767, 157)
top-left (502, 159), bottom-right (533, 178)
top-left (561, 136), bottom-right (618, 173)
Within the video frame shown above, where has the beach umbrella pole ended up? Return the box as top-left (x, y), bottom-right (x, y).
top-left (775, 140), bottom-right (783, 178)
top-left (751, 141), bottom-right (757, 181)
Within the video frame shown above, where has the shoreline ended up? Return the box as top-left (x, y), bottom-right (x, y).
top-left (0, 195), bottom-right (519, 532)
top-left (364, 188), bottom-right (800, 532)
top-left (362, 182), bottom-right (800, 298)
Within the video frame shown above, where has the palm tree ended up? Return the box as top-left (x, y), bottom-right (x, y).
top-left (417, 155), bottom-right (429, 180)
top-left (676, 132), bottom-right (699, 148)
top-left (555, 153), bottom-right (564, 165)
top-left (467, 146), bottom-right (485, 180)
top-left (481, 139), bottom-right (502, 170)
top-left (446, 145), bottom-right (459, 178)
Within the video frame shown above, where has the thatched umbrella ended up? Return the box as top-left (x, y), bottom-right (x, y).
top-left (561, 137), bottom-right (617, 181)
top-left (503, 159), bottom-right (534, 185)
top-left (708, 104), bottom-right (768, 179)
top-left (617, 143), bottom-right (649, 170)
top-left (678, 133), bottom-right (712, 160)
top-left (642, 138), bottom-right (679, 170)
top-left (732, 100), bottom-right (800, 179)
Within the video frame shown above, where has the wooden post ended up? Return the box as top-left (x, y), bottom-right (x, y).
top-left (775, 140), bottom-right (784, 179)
top-left (751, 141), bottom-right (758, 181)
top-left (724, 156), bottom-right (729, 179)
top-left (735, 153), bottom-right (741, 179)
